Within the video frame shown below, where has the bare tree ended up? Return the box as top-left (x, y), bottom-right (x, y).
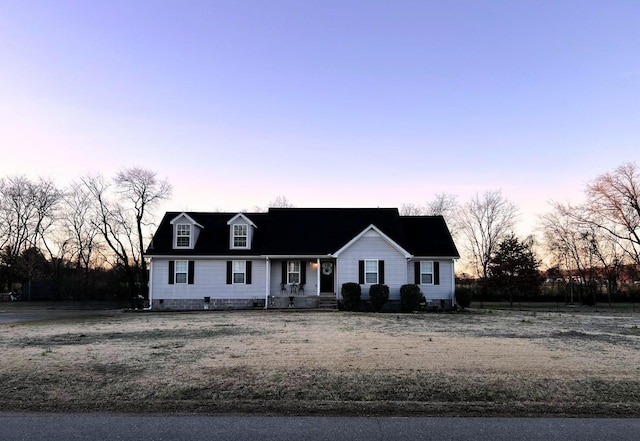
top-left (0, 176), bottom-right (62, 292)
top-left (63, 181), bottom-right (103, 273)
top-left (456, 190), bottom-right (518, 280)
top-left (0, 176), bottom-right (37, 260)
top-left (82, 174), bottom-right (140, 298)
top-left (585, 162), bottom-right (640, 264)
top-left (81, 169), bottom-right (171, 300)
top-left (0, 176), bottom-right (62, 261)
top-left (426, 193), bottom-right (458, 217)
top-left (115, 167), bottom-right (172, 295)
top-left (400, 203), bottom-right (424, 216)
top-left (30, 177), bottom-right (64, 263)
top-left (540, 203), bottom-right (599, 303)
top-left (269, 195), bottom-right (295, 208)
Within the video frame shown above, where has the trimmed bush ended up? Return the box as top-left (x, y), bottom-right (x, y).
top-left (400, 284), bottom-right (422, 312)
top-left (369, 284), bottom-right (390, 312)
top-left (456, 287), bottom-right (473, 309)
top-left (341, 282), bottom-right (362, 311)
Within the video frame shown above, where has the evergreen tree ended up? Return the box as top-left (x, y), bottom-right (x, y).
top-left (487, 234), bottom-right (543, 306)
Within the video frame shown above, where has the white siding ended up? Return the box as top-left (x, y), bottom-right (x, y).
top-left (268, 260), bottom-right (319, 295)
top-left (407, 259), bottom-right (455, 300)
top-left (150, 258), bottom-right (266, 300)
top-left (336, 231), bottom-right (407, 300)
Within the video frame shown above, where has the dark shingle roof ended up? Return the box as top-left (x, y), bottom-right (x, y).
top-left (146, 212), bottom-right (269, 256)
top-left (399, 216), bottom-right (460, 257)
top-left (262, 208), bottom-right (405, 255)
top-left (146, 208), bottom-right (459, 258)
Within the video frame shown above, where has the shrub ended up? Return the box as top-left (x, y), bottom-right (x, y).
top-left (456, 287), bottom-right (473, 309)
top-left (400, 284), bottom-right (422, 312)
top-left (341, 282), bottom-right (362, 311)
top-left (369, 284), bottom-right (389, 312)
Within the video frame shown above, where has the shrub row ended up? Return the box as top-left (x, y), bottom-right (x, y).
top-left (341, 282), bottom-right (462, 312)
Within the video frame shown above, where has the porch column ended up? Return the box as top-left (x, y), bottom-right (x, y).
top-left (265, 258), bottom-right (271, 309)
top-left (451, 259), bottom-right (456, 306)
top-left (316, 258), bottom-right (320, 296)
top-left (148, 258), bottom-right (154, 309)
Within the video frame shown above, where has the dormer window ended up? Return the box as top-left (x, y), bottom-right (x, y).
top-left (176, 224), bottom-right (191, 248)
top-left (233, 224), bottom-right (248, 248)
top-left (227, 213), bottom-right (255, 250)
top-left (170, 213), bottom-right (202, 250)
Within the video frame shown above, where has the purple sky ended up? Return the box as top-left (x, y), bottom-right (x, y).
top-left (1, 1), bottom-right (638, 233)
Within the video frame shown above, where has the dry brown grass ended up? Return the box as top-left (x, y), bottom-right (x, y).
top-left (1, 308), bottom-right (640, 416)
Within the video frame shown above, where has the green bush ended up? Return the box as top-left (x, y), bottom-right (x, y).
top-left (369, 284), bottom-right (389, 312)
top-left (400, 284), bottom-right (422, 312)
top-left (456, 287), bottom-right (473, 309)
top-left (341, 282), bottom-right (362, 311)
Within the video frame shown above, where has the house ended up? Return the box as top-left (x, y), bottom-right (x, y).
top-left (145, 208), bottom-right (460, 310)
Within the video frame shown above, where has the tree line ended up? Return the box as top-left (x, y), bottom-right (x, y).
top-left (402, 162), bottom-right (640, 304)
top-left (2, 162), bottom-right (638, 304)
top-left (0, 168), bottom-right (171, 302)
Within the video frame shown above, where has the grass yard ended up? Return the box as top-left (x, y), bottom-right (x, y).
top-left (1, 307), bottom-right (640, 417)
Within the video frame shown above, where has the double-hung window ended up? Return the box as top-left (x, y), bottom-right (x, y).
top-left (175, 260), bottom-right (188, 284)
top-left (233, 260), bottom-right (246, 284)
top-left (364, 259), bottom-right (378, 284)
top-left (420, 261), bottom-right (434, 284)
top-left (233, 224), bottom-right (248, 248)
top-left (176, 224), bottom-right (191, 248)
top-left (287, 261), bottom-right (300, 284)
top-left (227, 260), bottom-right (251, 285)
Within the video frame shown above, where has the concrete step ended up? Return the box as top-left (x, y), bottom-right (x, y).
top-left (318, 293), bottom-right (338, 310)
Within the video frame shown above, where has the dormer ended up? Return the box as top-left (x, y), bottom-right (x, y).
top-left (227, 213), bottom-right (256, 250)
top-left (170, 213), bottom-right (203, 250)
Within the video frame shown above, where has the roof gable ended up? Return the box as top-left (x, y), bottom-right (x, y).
top-left (226, 213), bottom-right (257, 227)
top-left (169, 212), bottom-right (203, 228)
top-left (333, 224), bottom-right (412, 258)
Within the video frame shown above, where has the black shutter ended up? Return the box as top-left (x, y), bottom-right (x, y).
top-left (378, 260), bottom-right (385, 284)
top-left (434, 261), bottom-right (440, 285)
top-left (168, 261), bottom-right (175, 284)
top-left (226, 261), bottom-right (232, 284)
top-left (414, 262), bottom-right (420, 284)
top-left (300, 260), bottom-right (306, 285)
top-left (281, 261), bottom-right (287, 284)
top-left (246, 261), bottom-right (252, 284)
top-left (358, 260), bottom-right (364, 284)
top-left (188, 261), bottom-right (195, 284)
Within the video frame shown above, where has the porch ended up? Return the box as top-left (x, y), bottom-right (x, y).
top-left (267, 292), bottom-right (338, 310)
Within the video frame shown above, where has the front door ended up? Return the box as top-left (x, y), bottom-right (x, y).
top-left (320, 260), bottom-right (335, 293)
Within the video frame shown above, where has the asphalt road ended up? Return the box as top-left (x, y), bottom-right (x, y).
top-left (1, 414), bottom-right (639, 441)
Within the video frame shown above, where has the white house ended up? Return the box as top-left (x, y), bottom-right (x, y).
top-left (145, 208), bottom-right (459, 310)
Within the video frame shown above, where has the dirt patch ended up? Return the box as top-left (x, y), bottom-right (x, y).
top-left (1, 309), bottom-right (639, 416)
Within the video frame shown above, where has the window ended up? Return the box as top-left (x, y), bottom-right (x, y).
top-left (287, 261), bottom-right (300, 284)
top-left (233, 224), bottom-right (248, 248)
top-left (233, 260), bottom-right (246, 284)
top-left (175, 260), bottom-right (188, 284)
top-left (420, 261), bottom-right (434, 284)
top-left (227, 261), bottom-right (251, 285)
top-left (365, 259), bottom-right (378, 284)
top-left (176, 224), bottom-right (191, 247)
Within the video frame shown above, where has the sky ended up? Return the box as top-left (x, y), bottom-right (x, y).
top-left (1, 0), bottom-right (638, 234)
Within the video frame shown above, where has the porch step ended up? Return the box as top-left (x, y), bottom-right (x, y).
top-left (318, 293), bottom-right (338, 310)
